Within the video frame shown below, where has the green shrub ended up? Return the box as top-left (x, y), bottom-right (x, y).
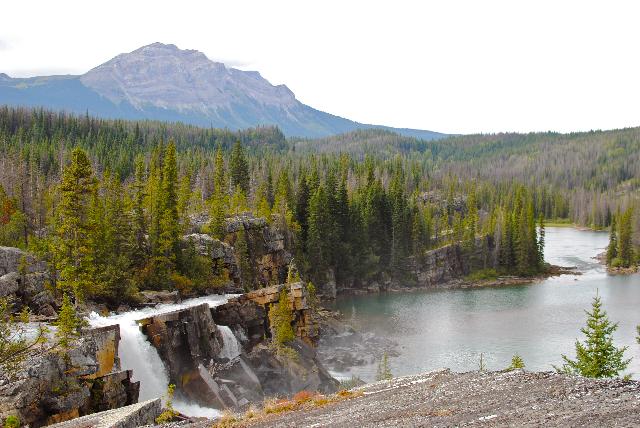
top-left (4, 415), bottom-right (19, 428)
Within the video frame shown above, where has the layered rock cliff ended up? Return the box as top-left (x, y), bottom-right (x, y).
top-left (0, 325), bottom-right (138, 427)
top-left (136, 282), bottom-right (337, 411)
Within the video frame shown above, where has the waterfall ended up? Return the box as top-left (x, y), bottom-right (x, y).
top-left (87, 294), bottom-right (235, 415)
top-left (218, 325), bottom-right (241, 360)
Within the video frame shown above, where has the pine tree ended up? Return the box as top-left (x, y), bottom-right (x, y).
top-left (376, 352), bottom-right (393, 381)
top-left (131, 156), bottom-right (148, 268)
top-left (235, 228), bottom-right (253, 291)
top-left (606, 215), bottom-right (618, 265)
top-left (268, 288), bottom-right (295, 346)
top-left (307, 185), bottom-right (330, 283)
top-left (617, 208), bottom-right (634, 268)
top-left (55, 294), bottom-right (82, 352)
top-left (54, 148), bottom-right (97, 301)
top-left (537, 213), bottom-right (545, 269)
top-left (229, 141), bottom-right (250, 195)
top-left (556, 294), bottom-right (630, 378)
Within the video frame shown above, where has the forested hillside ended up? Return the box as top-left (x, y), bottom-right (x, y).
top-left (295, 127), bottom-right (640, 227)
top-left (0, 107), bottom-right (637, 305)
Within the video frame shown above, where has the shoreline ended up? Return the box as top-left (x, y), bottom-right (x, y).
top-left (332, 264), bottom-right (580, 299)
top-left (594, 251), bottom-right (640, 275)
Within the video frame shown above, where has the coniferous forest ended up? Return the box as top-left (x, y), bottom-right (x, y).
top-left (0, 106), bottom-right (638, 305)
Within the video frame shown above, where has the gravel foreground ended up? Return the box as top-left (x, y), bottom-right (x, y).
top-left (243, 369), bottom-right (640, 427)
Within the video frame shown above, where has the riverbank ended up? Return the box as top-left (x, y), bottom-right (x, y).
top-left (334, 264), bottom-right (580, 298)
top-left (594, 251), bottom-right (639, 275)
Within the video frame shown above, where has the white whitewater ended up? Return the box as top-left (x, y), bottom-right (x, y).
top-left (218, 325), bottom-right (242, 360)
top-left (87, 294), bottom-right (235, 415)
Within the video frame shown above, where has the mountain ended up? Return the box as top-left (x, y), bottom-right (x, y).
top-left (0, 43), bottom-right (444, 139)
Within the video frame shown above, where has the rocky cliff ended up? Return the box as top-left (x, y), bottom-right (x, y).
top-left (0, 325), bottom-right (138, 427)
top-left (137, 282), bottom-right (336, 412)
top-left (187, 214), bottom-right (292, 293)
top-left (411, 236), bottom-right (496, 288)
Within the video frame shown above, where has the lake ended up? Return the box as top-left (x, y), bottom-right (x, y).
top-left (329, 227), bottom-right (640, 381)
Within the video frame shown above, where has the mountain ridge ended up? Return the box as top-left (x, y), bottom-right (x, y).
top-left (0, 42), bottom-right (444, 139)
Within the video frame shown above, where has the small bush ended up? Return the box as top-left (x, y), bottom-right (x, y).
top-left (4, 415), bottom-right (20, 428)
top-left (507, 354), bottom-right (525, 370)
top-left (465, 268), bottom-right (499, 282)
top-left (339, 375), bottom-right (364, 390)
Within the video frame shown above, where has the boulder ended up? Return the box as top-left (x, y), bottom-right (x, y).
top-left (246, 339), bottom-right (339, 397)
top-left (0, 246), bottom-right (47, 275)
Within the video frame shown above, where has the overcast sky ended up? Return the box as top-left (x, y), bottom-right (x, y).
top-left (1, 1), bottom-right (639, 134)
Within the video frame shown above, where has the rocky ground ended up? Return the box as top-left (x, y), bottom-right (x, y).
top-left (241, 369), bottom-right (640, 427)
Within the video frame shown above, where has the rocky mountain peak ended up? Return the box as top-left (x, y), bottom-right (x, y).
top-left (80, 42), bottom-right (298, 111)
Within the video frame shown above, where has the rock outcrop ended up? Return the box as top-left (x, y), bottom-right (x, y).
top-left (186, 214), bottom-right (292, 292)
top-left (137, 282), bottom-right (336, 412)
top-left (411, 236), bottom-right (496, 288)
top-left (244, 369), bottom-right (640, 427)
top-left (0, 325), bottom-right (139, 427)
top-left (0, 246), bottom-right (56, 316)
top-left (48, 399), bottom-right (161, 428)
top-left (245, 282), bottom-right (318, 346)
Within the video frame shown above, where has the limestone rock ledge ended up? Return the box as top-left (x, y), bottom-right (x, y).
top-left (245, 369), bottom-right (640, 427)
top-left (47, 399), bottom-right (160, 428)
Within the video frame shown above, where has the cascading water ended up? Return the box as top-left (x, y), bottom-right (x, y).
top-left (87, 294), bottom-right (235, 417)
top-left (218, 325), bottom-right (242, 360)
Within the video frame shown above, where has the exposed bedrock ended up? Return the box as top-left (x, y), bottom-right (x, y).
top-left (138, 282), bottom-right (337, 411)
top-left (0, 325), bottom-right (138, 427)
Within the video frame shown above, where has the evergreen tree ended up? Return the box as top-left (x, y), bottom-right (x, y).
top-left (55, 294), bottom-right (82, 352)
top-left (229, 141), bottom-right (250, 195)
top-left (307, 185), bottom-right (331, 283)
top-left (54, 148), bottom-right (97, 301)
top-left (556, 294), bottom-right (630, 378)
top-left (268, 288), bottom-right (295, 346)
top-left (235, 229), bottom-right (253, 291)
top-left (131, 157), bottom-right (148, 268)
top-left (376, 352), bottom-right (393, 381)
top-left (617, 208), bottom-right (634, 268)
top-left (606, 215), bottom-right (618, 265)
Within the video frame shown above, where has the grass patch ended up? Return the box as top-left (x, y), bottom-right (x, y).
top-left (465, 268), bottom-right (499, 282)
top-left (212, 389), bottom-right (365, 427)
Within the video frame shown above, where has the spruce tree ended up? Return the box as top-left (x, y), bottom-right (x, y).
top-left (268, 288), bottom-right (295, 346)
top-left (606, 215), bottom-right (618, 265)
top-left (55, 294), bottom-right (82, 352)
top-left (54, 148), bottom-right (97, 301)
top-left (229, 141), bottom-right (250, 195)
top-left (556, 294), bottom-right (630, 378)
top-left (617, 208), bottom-right (634, 268)
top-left (376, 352), bottom-right (393, 381)
top-left (131, 156), bottom-right (148, 268)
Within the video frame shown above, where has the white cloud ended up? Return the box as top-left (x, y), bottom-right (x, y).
top-left (1, 0), bottom-right (639, 134)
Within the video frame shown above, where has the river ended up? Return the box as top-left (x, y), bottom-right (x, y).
top-left (329, 227), bottom-right (640, 381)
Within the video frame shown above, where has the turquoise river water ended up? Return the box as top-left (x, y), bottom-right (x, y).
top-left (330, 227), bottom-right (640, 381)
